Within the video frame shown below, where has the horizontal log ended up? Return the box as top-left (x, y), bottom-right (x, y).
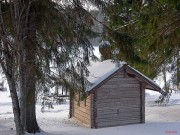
top-left (73, 110), bottom-right (90, 120)
top-left (96, 107), bottom-right (140, 112)
top-left (97, 109), bottom-right (140, 115)
top-left (111, 75), bottom-right (137, 79)
top-left (97, 94), bottom-right (140, 99)
top-left (97, 91), bottom-right (140, 97)
top-left (73, 104), bottom-right (91, 109)
top-left (73, 109), bottom-right (90, 120)
top-left (73, 97), bottom-right (91, 102)
top-left (96, 116), bottom-right (141, 123)
top-left (96, 106), bottom-right (141, 111)
top-left (97, 108), bottom-right (140, 113)
top-left (74, 106), bottom-right (90, 114)
top-left (73, 95), bottom-right (89, 101)
top-left (73, 108), bottom-right (91, 116)
top-left (73, 101), bottom-right (91, 108)
top-left (97, 86), bottom-right (140, 90)
top-left (73, 117), bottom-right (90, 125)
top-left (105, 81), bottom-right (139, 85)
top-left (96, 99), bottom-right (140, 104)
top-left (97, 87), bottom-right (140, 93)
top-left (107, 77), bottom-right (139, 82)
top-left (96, 117), bottom-right (141, 123)
top-left (96, 98), bottom-right (140, 104)
top-left (73, 112), bottom-right (90, 120)
top-left (113, 74), bottom-right (125, 78)
top-left (113, 71), bottom-right (126, 76)
top-left (77, 102), bottom-right (91, 108)
top-left (97, 94), bottom-right (141, 100)
top-left (74, 113), bottom-right (90, 125)
top-left (119, 84), bottom-right (140, 87)
top-left (96, 103), bottom-right (141, 109)
top-left (97, 88), bottom-right (140, 92)
top-left (73, 107), bottom-right (92, 114)
top-left (73, 100), bottom-right (90, 105)
top-left (96, 119), bottom-right (141, 128)
top-left (96, 103), bottom-right (141, 108)
top-left (97, 97), bottom-right (141, 102)
top-left (96, 106), bottom-right (140, 112)
top-left (100, 85), bottom-right (119, 89)
top-left (97, 97), bottom-right (141, 101)
top-left (96, 112), bottom-right (141, 119)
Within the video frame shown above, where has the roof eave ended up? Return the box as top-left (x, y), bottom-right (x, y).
top-left (126, 65), bottom-right (166, 95)
top-left (86, 64), bottom-right (166, 96)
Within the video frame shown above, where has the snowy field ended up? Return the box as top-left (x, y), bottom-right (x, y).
top-left (0, 90), bottom-right (180, 135)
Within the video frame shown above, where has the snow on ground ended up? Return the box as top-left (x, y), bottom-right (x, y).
top-left (1, 91), bottom-right (180, 135)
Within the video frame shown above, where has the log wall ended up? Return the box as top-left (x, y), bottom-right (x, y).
top-left (72, 94), bottom-right (91, 127)
top-left (94, 70), bottom-right (143, 128)
top-left (72, 68), bottom-right (145, 128)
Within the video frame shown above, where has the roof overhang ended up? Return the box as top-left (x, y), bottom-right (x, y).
top-left (126, 65), bottom-right (166, 96)
top-left (86, 61), bottom-right (166, 96)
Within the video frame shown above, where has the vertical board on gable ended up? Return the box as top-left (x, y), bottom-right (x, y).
top-left (94, 69), bottom-right (142, 128)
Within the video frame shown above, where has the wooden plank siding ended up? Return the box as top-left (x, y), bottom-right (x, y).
top-left (96, 119), bottom-right (141, 128)
top-left (72, 94), bottom-right (91, 127)
top-left (140, 83), bottom-right (146, 123)
top-left (71, 65), bottom-right (148, 128)
top-left (94, 69), bottom-right (142, 128)
top-left (90, 93), bottom-right (95, 128)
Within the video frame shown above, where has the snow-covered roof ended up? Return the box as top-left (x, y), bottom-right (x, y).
top-left (86, 60), bottom-right (164, 95)
top-left (86, 60), bottom-right (126, 91)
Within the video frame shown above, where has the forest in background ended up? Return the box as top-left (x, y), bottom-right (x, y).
top-left (0, 0), bottom-right (179, 135)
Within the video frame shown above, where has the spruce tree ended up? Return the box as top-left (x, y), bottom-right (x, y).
top-left (100, 0), bottom-right (180, 91)
top-left (0, 0), bottom-right (105, 134)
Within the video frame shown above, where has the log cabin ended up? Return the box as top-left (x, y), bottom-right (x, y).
top-left (69, 60), bottom-right (165, 128)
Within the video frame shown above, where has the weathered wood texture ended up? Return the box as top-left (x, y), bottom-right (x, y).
top-left (140, 83), bottom-right (146, 123)
top-left (72, 68), bottom-right (146, 128)
top-left (72, 94), bottom-right (91, 127)
top-left (94, 70), bottom-right (142, 128)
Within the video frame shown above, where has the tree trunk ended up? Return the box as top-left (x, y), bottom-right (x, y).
top-left (1, 1), bottom-right (39, 134)
top-left (1, 3), bottom-right (25, 134)
top-left (1, 58), bottom-right (25, 135)
top-left (25, 42), bottom-right (40, 133)
top-left (23, 2), bottom-right (40, 133)
top-left (8, 77), bottom-right (25, 135)
top-left (19, 41), bottom-right (27, 135)
top-left (162, 66), bottom-right (169, 93)
top-left (69, 90), bottom-right (73, 118)
top-left (2, 52), bottom-right (26, 135)
top-left (26, 87), bottom-right (39, 133)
